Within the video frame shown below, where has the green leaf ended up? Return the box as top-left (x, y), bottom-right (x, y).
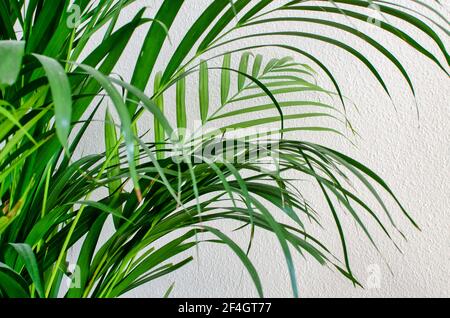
top-left (9, 243), bottom-right (45, 298)
top-left (33, 54), bottom-right (72, 149)
top-left (122, 258), bottom-right (193, 296)
top-left (176, 69), bottom-right (187, 130)
top-left (161, 0), bottom-right (230, 85)
top-left (238, 0), bottom-right (272, 24)
top-left (163, 283), bottom-right (175, 298)
top-left (0, 263), bottom-right (30, 298)
top-left (26, 1), bottom-right (66, 54)
top-left (78, 63), bottom-right (140, 197)
top-left (252, 54), bottom-right (263, 77)
top-left (238, 52), bottom-right (251, 91)
top-left (68, 201), bottom-right (131, 222)
top-left (127, 0), bottom-right (184, 115)
top-left (197, 0), bottom-right (252, 52)
top-left (211, 101), bottom-right (334, 121)
top-left (199, 60), bottom-right (209, 124)
top-left (0, 40), bottom-right (25, 88)
top-left (221, 53), bottom-right (231, 105)
top-left (154, 71), bottom-right (165, 160)
top-left (0, 101), bottom-right (37, 144)
top-left (107, 77), bottom-right (174, 138)
top-left (104, 109), bottom-right (122, 199)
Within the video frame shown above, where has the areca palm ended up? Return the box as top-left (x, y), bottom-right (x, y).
top-left (0, 0), bottom-right (447, 298)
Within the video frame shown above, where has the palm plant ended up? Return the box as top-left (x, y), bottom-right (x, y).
top-left (0, 0), bottom-right (448, 298)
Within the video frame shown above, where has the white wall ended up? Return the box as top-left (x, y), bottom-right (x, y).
top-left (82, 0), bottom-right (450, 297)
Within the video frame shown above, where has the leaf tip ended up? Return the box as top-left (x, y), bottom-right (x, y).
top-left (135, 187), bottom-right (143, 203)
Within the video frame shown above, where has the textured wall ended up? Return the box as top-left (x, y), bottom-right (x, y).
top-left (81, 0), bottom-right (450, 297)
